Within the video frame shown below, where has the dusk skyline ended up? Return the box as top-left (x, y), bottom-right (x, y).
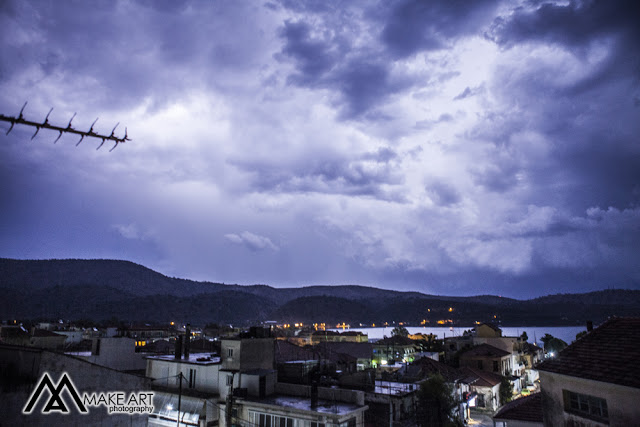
top-left (1, 0), bottom-right (639, 299)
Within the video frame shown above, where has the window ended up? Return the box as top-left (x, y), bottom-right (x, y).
top-left (226, 375), bottom-right (233, 386)
top-left (493, 361), bottom-right (499, 372)
top-left (249, 411), bottom-right (294, 427)
top-left (564, 390), bottom-right (608, 422)
top-left (228, 348), bottom-right (234, 358)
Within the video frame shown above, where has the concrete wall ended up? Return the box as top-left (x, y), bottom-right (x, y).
top-left (221, 338), bottom-right (275, 372)
top-left (494, 420), bottom-right (543, 427)
top-left (146, 358), bottom-right (221, 394)
top-left (241, 370), bottom-right (277, 397)
top-left (0, 344), bottom-right (150, 426)
top-left (539, 371), bottom-right (640, 427)
top-left (276, 382), bottom-right (365, 406)
top-left (80, 337), bottom-right (146, 371)
top-left (459, 353), bottom-right (511, 377)
top-left (471, 383), bottom-right (501, 412)
top-left (233, 398), bottom-right (366, 427)
top-left (56, 331), bottom-right (84, 344)
top-left (240, 338), bottom-right (275, 371)
top-left (221, 339), bottom-right (242, 371)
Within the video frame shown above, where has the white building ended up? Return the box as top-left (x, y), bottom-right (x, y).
top-left (145, 333), bottom-right (367, 427)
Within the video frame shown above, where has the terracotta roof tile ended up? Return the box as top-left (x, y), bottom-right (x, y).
top-left (537, 317), bottom-right (640, 389)
top-left (409, 357), bottom-right (465, 382)
top-left (316, 342), bottom-right (373, 359)
top-left (459, 367), bottom-right (502, 387)
top-left (493, 393), bottom-right (543, 423)
top-left (461, 343), bottom-right (511, 358)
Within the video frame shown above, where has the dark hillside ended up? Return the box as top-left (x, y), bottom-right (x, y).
top-left (1, 258), bottom-right (638, 325)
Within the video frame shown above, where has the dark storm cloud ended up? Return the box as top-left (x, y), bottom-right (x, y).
top-left (488, 0), bottom-right (640, 100)
top-left (473, 0), bottom-right (640, 216)
top-left (381, 0), bottom-right (498, 58)
top-left (489, 0), bottom-right (640, 48)
top-left (225, 231), bottom-right (279, 252)
top-left (230, 149), bottom-right (405, 201)
top-left (426, 181), bottom-right (460, 206)
top-left (361, 147), bottom-right (398, 163)
top-left (276, 0), bottom-right (501, 119)
top-left (2, 0), bottom-right (639, 298)
top-left (453, 85), bottom-right (484, 100)
top-left (0, 1), bottom-right (270, 113)
top-left (277, 16), bottom-right (413, 119)
top-left (279, 20), bottom-right (343, 83)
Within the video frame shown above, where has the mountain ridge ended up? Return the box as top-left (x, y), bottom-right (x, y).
top-left (1, 258), bottom-right (638, 325)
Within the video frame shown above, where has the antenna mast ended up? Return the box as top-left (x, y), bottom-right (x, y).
top-left (0, 102), bottom-right (131, 151)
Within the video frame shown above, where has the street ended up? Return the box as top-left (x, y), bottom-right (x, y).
top-left (468, 412), bottom-right (494, 427)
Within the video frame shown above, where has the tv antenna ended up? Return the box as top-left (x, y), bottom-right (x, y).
top-left (0, 102), bottom-right (131, 151)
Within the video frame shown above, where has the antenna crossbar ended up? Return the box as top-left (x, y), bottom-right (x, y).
top-left (1, 102), bottom-right (130, 151)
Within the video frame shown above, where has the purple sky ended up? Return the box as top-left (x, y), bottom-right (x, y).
top-left (1, 0), bottom-right (639, 298)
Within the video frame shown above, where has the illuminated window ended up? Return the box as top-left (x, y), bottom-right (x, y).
top-left (564, 390), bottom-right (608, 422)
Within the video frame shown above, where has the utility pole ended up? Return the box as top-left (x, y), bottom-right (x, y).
top-left (226, 371), bottom-right (236, 427)
top-left (177, 372), bottom-right (183, 427)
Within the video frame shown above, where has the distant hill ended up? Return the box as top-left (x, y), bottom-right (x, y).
top-left (0, 258), bottom-right (638, 325)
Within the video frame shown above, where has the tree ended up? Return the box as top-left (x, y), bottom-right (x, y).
top-left (391, 325), bottom-right (409, 337)
top-left (416, 374), bottom-right (462, 427)
top-left (499, 375), bottom-right (514, 406)
top-left (575, 331), bottom-right (588, 341)
top-left (520, 331), bottom-right (528, 342)
top-left (541, 333), bottom-right (567, 355)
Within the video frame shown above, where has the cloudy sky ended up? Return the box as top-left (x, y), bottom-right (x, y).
top-left (1, 0), bottom-right (639, 298)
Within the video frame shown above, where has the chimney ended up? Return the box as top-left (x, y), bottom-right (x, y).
top-left (587, 321), bottom-right (593, 332)
top-left (184, 324), bottom-right (191, 359)
top-left (311, 381), bottom-right (319, 410)
top-left (175, 335), bottom-right (183, 360)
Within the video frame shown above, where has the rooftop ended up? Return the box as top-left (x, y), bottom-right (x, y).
top-left (459, 367), bottom-right (502, 387)
top-left (537, 317), bottom-right (640, 389)
top-left (242, 395), bottom-right (365, 416)
top-left (146, 353), bottom-right (221, 365)
top-left (316, 342), bottom-right (373, 359)
top-left (461, 343), bottom-right (511, 358)
top-left (275, 340), bottom-right (317, 363)
top-left (374, 380), bottom-right (419, 396)
top-left (493, 393), bottom-right (543, 423)
top-left (374, 335), bottom-right (415, 346)
top-left (405, 357), bottom-right (466, 383)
